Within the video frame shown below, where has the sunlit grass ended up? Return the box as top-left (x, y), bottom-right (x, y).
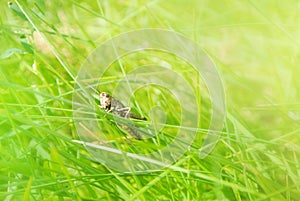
top-left (1, 0), bottom-right (300, 200)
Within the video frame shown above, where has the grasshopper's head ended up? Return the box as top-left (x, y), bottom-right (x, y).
top-left (99, 92), bottom-right (111, 110)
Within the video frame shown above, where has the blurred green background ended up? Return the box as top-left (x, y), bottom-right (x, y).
top-left (1, 0), bottom-right (300, 200)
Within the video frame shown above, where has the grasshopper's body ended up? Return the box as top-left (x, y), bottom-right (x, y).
top-left (99, 92), bottom-right (146, 139)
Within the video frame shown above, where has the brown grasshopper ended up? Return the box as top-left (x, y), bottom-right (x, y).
top-left (99, 92), bottom-right (146, 140)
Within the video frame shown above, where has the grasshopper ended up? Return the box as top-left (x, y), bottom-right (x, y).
top-left (99, 92), bottom-right (146, 140)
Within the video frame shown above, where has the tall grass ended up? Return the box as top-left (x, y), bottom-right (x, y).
top-left (0, 0), bottom-right (299, 200)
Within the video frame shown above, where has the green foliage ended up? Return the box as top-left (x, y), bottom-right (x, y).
top-left (1, 0), bottom-right (300, 200)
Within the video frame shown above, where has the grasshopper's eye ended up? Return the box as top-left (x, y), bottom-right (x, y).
top-left (100, 92), bottom-right (109, 98)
